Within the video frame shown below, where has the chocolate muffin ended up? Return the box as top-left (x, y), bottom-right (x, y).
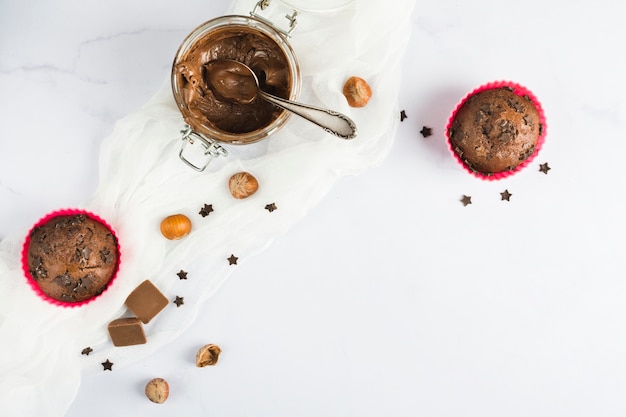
top-left (448, 87), bottom-right (542, 174)
top-left (27, 214), bottom-right (119, 303)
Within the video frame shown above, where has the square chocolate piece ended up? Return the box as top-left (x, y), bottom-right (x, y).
top-left (108, 317), bottom-right (146, 347)
top-left (125, 280), bottom-right (168, 324)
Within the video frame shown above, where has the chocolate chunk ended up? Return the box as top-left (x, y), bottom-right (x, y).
top-left (54, 271), bottom-right (73, 287)
top-left (99, 247), bottom-right (114, 264)
top-left (108, 317), bottom-right (147, 347)
top-left (523, 114), bottom-right (534, 127)
top-left (507, 96), bottom-right (525, 113)
top-left (125, 280), bottom-right (168, 324)
top-left (31, 257), bottom-right (47, 279)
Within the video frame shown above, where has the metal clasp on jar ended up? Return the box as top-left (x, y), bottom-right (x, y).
top-left (250, 0), bottom-right (298, 37)
top-left (178, 125), bottom-right (228, 172)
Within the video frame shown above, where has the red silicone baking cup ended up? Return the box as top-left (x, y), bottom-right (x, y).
top-left (21, 209), bottom-right (121, 308)
top-left (445, 81), bottom-right (547, 181)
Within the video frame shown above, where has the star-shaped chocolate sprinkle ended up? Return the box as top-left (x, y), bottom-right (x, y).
top-left (227, 254), bottom-right (238, 265)
top-left (199, 203), bottom-right (214, 217)
top-left (420, 126), bottom-right (432, 138)
top-left (177, 269), bottom-right (188, 280)
top-left (174, 296), bottom-right (184, 307)
top-left (539, 162), bottom-right (551, 174)
top-left (460, 195), bottom-right (472, 206)
top-left (265, 203), bottom-right (277, 213)
top-left (102, 359), bottom-right (113, 371)
top-left (500, 190), bottom-right (512, 201)
top-left (81, 347), bottom-right (93, 356)
top-left (400, 110), bottom-right (408, 122)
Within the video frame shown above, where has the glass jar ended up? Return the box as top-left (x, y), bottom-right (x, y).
top-left (171, 14), bottom-right (301, 171)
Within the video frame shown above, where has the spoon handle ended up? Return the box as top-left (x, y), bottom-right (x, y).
top-left (258, 90), bottom-right (357, 139)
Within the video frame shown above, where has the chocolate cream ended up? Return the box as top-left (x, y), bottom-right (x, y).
top-left (173, 26), bottom-right (291, 135)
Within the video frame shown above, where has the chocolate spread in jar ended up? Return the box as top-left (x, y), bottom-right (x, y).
top-left (174, 26), bottom-right (291, 135)
top-left (205, 60), bottom-right (259, 105)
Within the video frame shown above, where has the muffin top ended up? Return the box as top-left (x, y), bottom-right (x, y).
top-left (27, 214), bottom-right (118, 303)
top-left (448, 87), bottom-right (542, 174)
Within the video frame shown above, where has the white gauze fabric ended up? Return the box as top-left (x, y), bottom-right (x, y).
top-left (0, 0), bottom-right (416, 415)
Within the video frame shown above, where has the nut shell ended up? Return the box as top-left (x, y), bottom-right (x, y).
top-left (229, 172), bottom-right (258, 199)
top-left (196, 343), bottom-right (222, 367)
top-left (145, 378), bottom-right (169, 404)
top-left (343, 76), bottom-right (372, 108)
top-left (160, 214), bottom-right (191, 240)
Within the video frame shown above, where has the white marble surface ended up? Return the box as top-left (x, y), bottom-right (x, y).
top-left (1, 0), bottom-right (626, 416)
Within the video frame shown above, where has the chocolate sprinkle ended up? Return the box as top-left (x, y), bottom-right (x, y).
top-left (81, 347), bottom-right (93, 356)
top-left (174, 296), bottom-right (184, 307)
top-left (460, 195), bottom-right (472, 206)
top-left (265, 203), bottom-right (277, 213)
top-left (101, 359), bottom-right (113, 371)
top-left (400, 110), bottom-right (408, 122)
top-left (227, 254), bottom-right (238, 265)
top-left (177, 270), bottom-right (188, 280)
top-left (199, 204), bottom-right (214, 217)
top-left (539, 162), bottom-right (551, 174)
top-left (420, 126), bottom-right (432, 138)
top-left (500, 190), bottom-right (512, 201)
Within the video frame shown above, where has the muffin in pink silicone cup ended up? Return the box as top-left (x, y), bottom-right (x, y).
top-left (21, 209), bottom-right (121, 308)
top-left (446, 81), bottom-right (547, 180)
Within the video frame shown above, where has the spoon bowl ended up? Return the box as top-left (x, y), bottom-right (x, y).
top-left (207, 59), bottom-right (357, 139)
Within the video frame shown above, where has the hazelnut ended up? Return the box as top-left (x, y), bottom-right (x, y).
top-left (145, 377), bottom-right (169, 404)
top-left (196, 343), bottom-right (222, 367)
top-left (342, 76), bottom-right (372, 108)
top-left (160, 214), bottom-right (191, 240)
top-left (229, 172), bottom-right (258, 199)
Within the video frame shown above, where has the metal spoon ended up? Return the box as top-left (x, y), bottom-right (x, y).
top-left (207, 59), bottom-right (357, 139)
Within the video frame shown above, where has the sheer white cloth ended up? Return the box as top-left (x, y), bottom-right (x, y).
top-left (0, 0), bottom-right (415, 415)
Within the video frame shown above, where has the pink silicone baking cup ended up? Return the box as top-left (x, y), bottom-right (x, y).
top-left (21, 209), bottom-right (121, 308)
top-left (445, 81), bottom-right (547, 181)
